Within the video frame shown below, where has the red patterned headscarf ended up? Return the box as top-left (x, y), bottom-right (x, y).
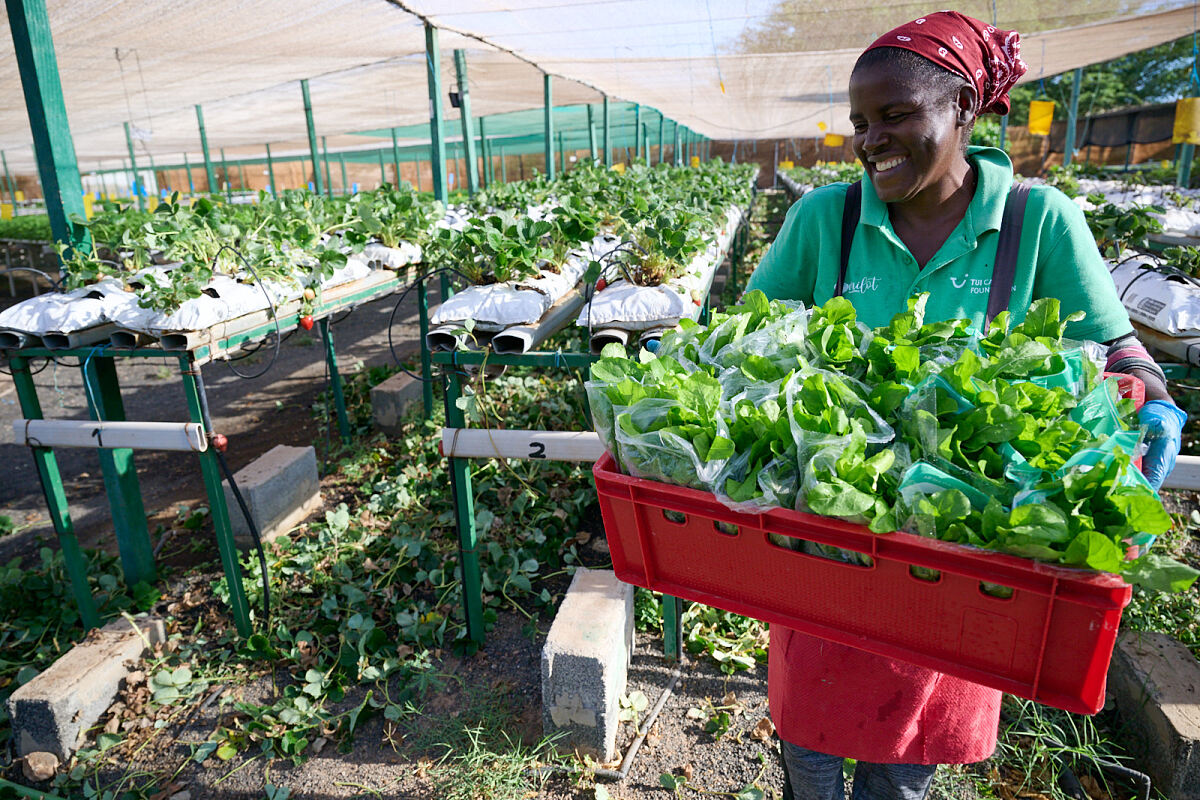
top-left (862, 11), bottom-right (1028, 115)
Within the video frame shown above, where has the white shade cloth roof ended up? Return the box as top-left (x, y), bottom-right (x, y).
top-left (0, 0), bottom-right (1195, 172)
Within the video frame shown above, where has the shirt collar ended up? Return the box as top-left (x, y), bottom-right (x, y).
top-left (856, 146), bottom-right (1014, 236)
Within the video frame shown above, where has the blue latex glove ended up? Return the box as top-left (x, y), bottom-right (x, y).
top-left (1138, 399), bottom-right (1188, 491)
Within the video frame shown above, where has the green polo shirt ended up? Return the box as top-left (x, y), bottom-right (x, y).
top-left (746, 146), bottom-right (1132, 343)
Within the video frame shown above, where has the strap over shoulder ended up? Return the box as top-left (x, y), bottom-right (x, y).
top-left (835, 181), bottom-right (863, 298)
top-left (985, 183), bottom-right (1032, 328)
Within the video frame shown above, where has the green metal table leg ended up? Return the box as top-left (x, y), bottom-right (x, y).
top-left (80, 354), bottom-right (155, 587)
top-left (418, 281), bottom-right (433, 419)
top-left (179, 357), bottom-right (252, 637)
top-left (318, 317), bottom-right (352, 443)
top-left (443, 369), bottom-right (485, 644)
top-left (10, 356), bottom-right (99, 630)
top-left (662, 595), bottom-right (684, 661)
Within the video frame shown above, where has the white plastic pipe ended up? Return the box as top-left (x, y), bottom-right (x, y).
top-left (441, 428), bottom-right (603, 462)
top-left (14, 419), bottom-right (208, 452)
top-left (492, 290), bottom-right (586, 354)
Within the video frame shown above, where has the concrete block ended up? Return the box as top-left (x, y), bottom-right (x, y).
top-left (371, 371), bottom-right (424, 435)
top-left (541, 567), bottom-right (634, 762)
top-left (1107, 630), bottom-right (1200, 797)
top-left (223, 445), bottom-right (321, 548)
top-left (8, 615), bottom-right (165, 760)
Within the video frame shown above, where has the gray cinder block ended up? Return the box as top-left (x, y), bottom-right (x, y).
top-left (222, 444), bottom-right (321, 547)
top-left (8, 615), bottom-right (165, 760)
top-left (371, 371), bottom-right (424, 436)
top-left (541, 568), bottom-right (634, 762)
top-left (1107, 630), bottom-right (1200, 796)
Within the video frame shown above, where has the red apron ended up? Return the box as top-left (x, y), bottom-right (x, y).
top-left (769, 626), bottom-right (1002, 764)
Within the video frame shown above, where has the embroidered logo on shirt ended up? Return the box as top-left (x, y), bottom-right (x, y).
top-left (842, 276), bottom-right (882, 295)
top-left (949, 277), bottom-right (993, 294)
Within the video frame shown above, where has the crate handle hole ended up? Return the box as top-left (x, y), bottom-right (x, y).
top-left (714, 521), bottom-right (739, 537)
top-left (909, 565), bottom-right (942, 583)
top-left (662, 509), bottom-right (688, 525)
top-left (979, 581), bottom-right (1015, 600)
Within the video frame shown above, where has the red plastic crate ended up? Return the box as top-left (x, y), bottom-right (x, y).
top-left (595, 452), bottom-right (1131, 714)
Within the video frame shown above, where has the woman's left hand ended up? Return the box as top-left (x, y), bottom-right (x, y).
top-left (1138, 400), bottom-right (1188, 490)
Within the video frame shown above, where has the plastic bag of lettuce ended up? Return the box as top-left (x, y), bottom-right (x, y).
top-left (586, 291), bottom-right (1197, 594)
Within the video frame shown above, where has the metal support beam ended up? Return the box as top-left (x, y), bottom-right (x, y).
top-left (453, 49), bottom-right (480, 195)
top-left (558, 130), bottom-right (566, 173)
top-left (500, 146), bottom-right (507, 182)
top-left (1063, 67), bottom-right (1083, 167)
top-left (321, 136), bottom-right (332, 199)
top-left (443, 369), bottom-right (485, 644)
top-left (658, 115), bottom-right (665, 165)
top-left (588, 105), bottom-right (598, 160)
top-left (543, 73), bottom-right (555, 179)
top-left (10, 355), bottom-right (99, 630)
top-left (1179, 143), bottom-right (1195, 188)
top-left (195, 104), bottom-right (216, 194)
top-left (7, 0), bottom-right (90, 255)
top-left (265, 143), bottom-right (277, 196)
top-left (219, 148), bottom-right (231, 201)
top-left (424, 22), bottom-right (449, 205)
top-left (391, 127), bottom-right (401, 188)
top-left (179, 358), bottom-right (252, 638)
top-left (183, 152), bottom-right (194, 193)
top-left (1, 150), bottom-right (16, 207)
top-left (478, 116), bottom-right (491, 187)
top-left (642, 122), bottom-right (650, 165)
top-left (377, 148), bottom-right (386, 186)
top-left (318, 318), bottom-right (352, 442)
top-left (300, 79), bottom-right (323, 196)
top-left (603, 95), bottom-right (611, 166)
top-left (81, 354), bottom-right (155, 588)
top-left (674, 122), bottom-right (682, 166)
top-left (634, 103), bottom-right (642, 161)
top-left (339, 152), bottom-right (347, 195)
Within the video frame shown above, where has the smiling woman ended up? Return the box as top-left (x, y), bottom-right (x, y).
top-left (744, 9), bottom-right (1187, 800)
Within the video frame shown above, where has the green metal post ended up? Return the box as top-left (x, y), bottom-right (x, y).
top-left (339, 152), bottom-right (347, 195)
top-left (543, 73), bottom-right (555, 179)
top-left (123, 122), bottom-right (145, 210)
top-left (674, 122), bottom-right (682, 166)
top-left (300, 79), bottom-right (323, 196)
top-left (10, 355), bottom-right (99, 630)
top-left (377, 148), bottom-right (387, 186)
top-left (558, 130), bottom-right (566, 173)
top-left (80, 354), bottom-right (155, 588)
top-left (479, 116), bottom-right (490, 187)
top-left (453, 49), bottom-right (480, 195)
top-left (8, 0), bottom-right (90, 255)
top-left (183, 151), bottom-right (194, 193)
top-left (219, 148), bottom-right (231, 201)
top-left (658, 115), bottom-right (665, 165)
top-left (321, 136), bottom-right (332, 199)
top-left (425, 22), bottom-right (449, 206)
top-left (603, 95), bottom-right (611, 166)
top-left (588, 105), bottom-right (598, 160)
top-left (1, 150), bottom-right (16, 207)
top-left (179, 357), bottom-right (252, 637)
top-left (391, 128), bottom-right (401, 188)
top-left (1180, 143), bottom-right (1195, 188)
top-left (500, 146), bottom-right (507, 182)
top-left (443, 369), bottom-right (485, 644)
top-left (418, 282), bottom-right (433, 419)
top-left (237, 160), bottom-right (246, 195)
top-left (1063, 67), bottom-right (1083, 167)
top-left (662, 595), bottom-right (684, 661)
top-left (265, 143), bottom-right (277, 196)
top-left (998, 114), bottom-right (1008, 152)
top-left (318, 318), bottom-right (352, 443)
top-left (634, 103), bottom-right (642, 161)
top-left (195, 104), bottom-right (216, 194)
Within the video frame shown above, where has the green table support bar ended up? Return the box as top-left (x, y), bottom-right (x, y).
top-left (443, 369), bottom-right (485, 643)
top-left (300, 79), bottom-right (323, 197)
top-left (662, 595), bottom-right (684, 662)
top-left (265, 143), bottom-right (277, 196)
top-left (9, 355), bottom-right (99, 630)
top-left (453, 49), bottom-right (480, 195)
top-left (543, 74), bottom-right (555, 180)
top-left (430, 349), bottom-right (597, 369)
top-left (80, 354), bottom-right (155, 587)
top-left (219, 148), bottom-right (231, 201)
top-left (318, 317), bottom-right (352, 443)
top-left (419, 282), bottom-right (434, 419)
top-left (9, 0), bottom-right (90, 256)
top-left (195, 104), bottom-right (216, 194)
top-left (178, 357), bottom-right (252, 637)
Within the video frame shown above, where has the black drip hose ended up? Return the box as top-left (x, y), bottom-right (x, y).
top-left (191, 366), bottom-right (271, 625)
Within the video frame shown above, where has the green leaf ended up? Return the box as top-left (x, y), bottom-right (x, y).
top-left (1123, 554), bottom-right (1200, 593)
top-left (659, 774), bottom-right (681, 790)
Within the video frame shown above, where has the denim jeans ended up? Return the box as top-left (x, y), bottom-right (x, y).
top-left (780, 740), bottom-right (937, 800)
